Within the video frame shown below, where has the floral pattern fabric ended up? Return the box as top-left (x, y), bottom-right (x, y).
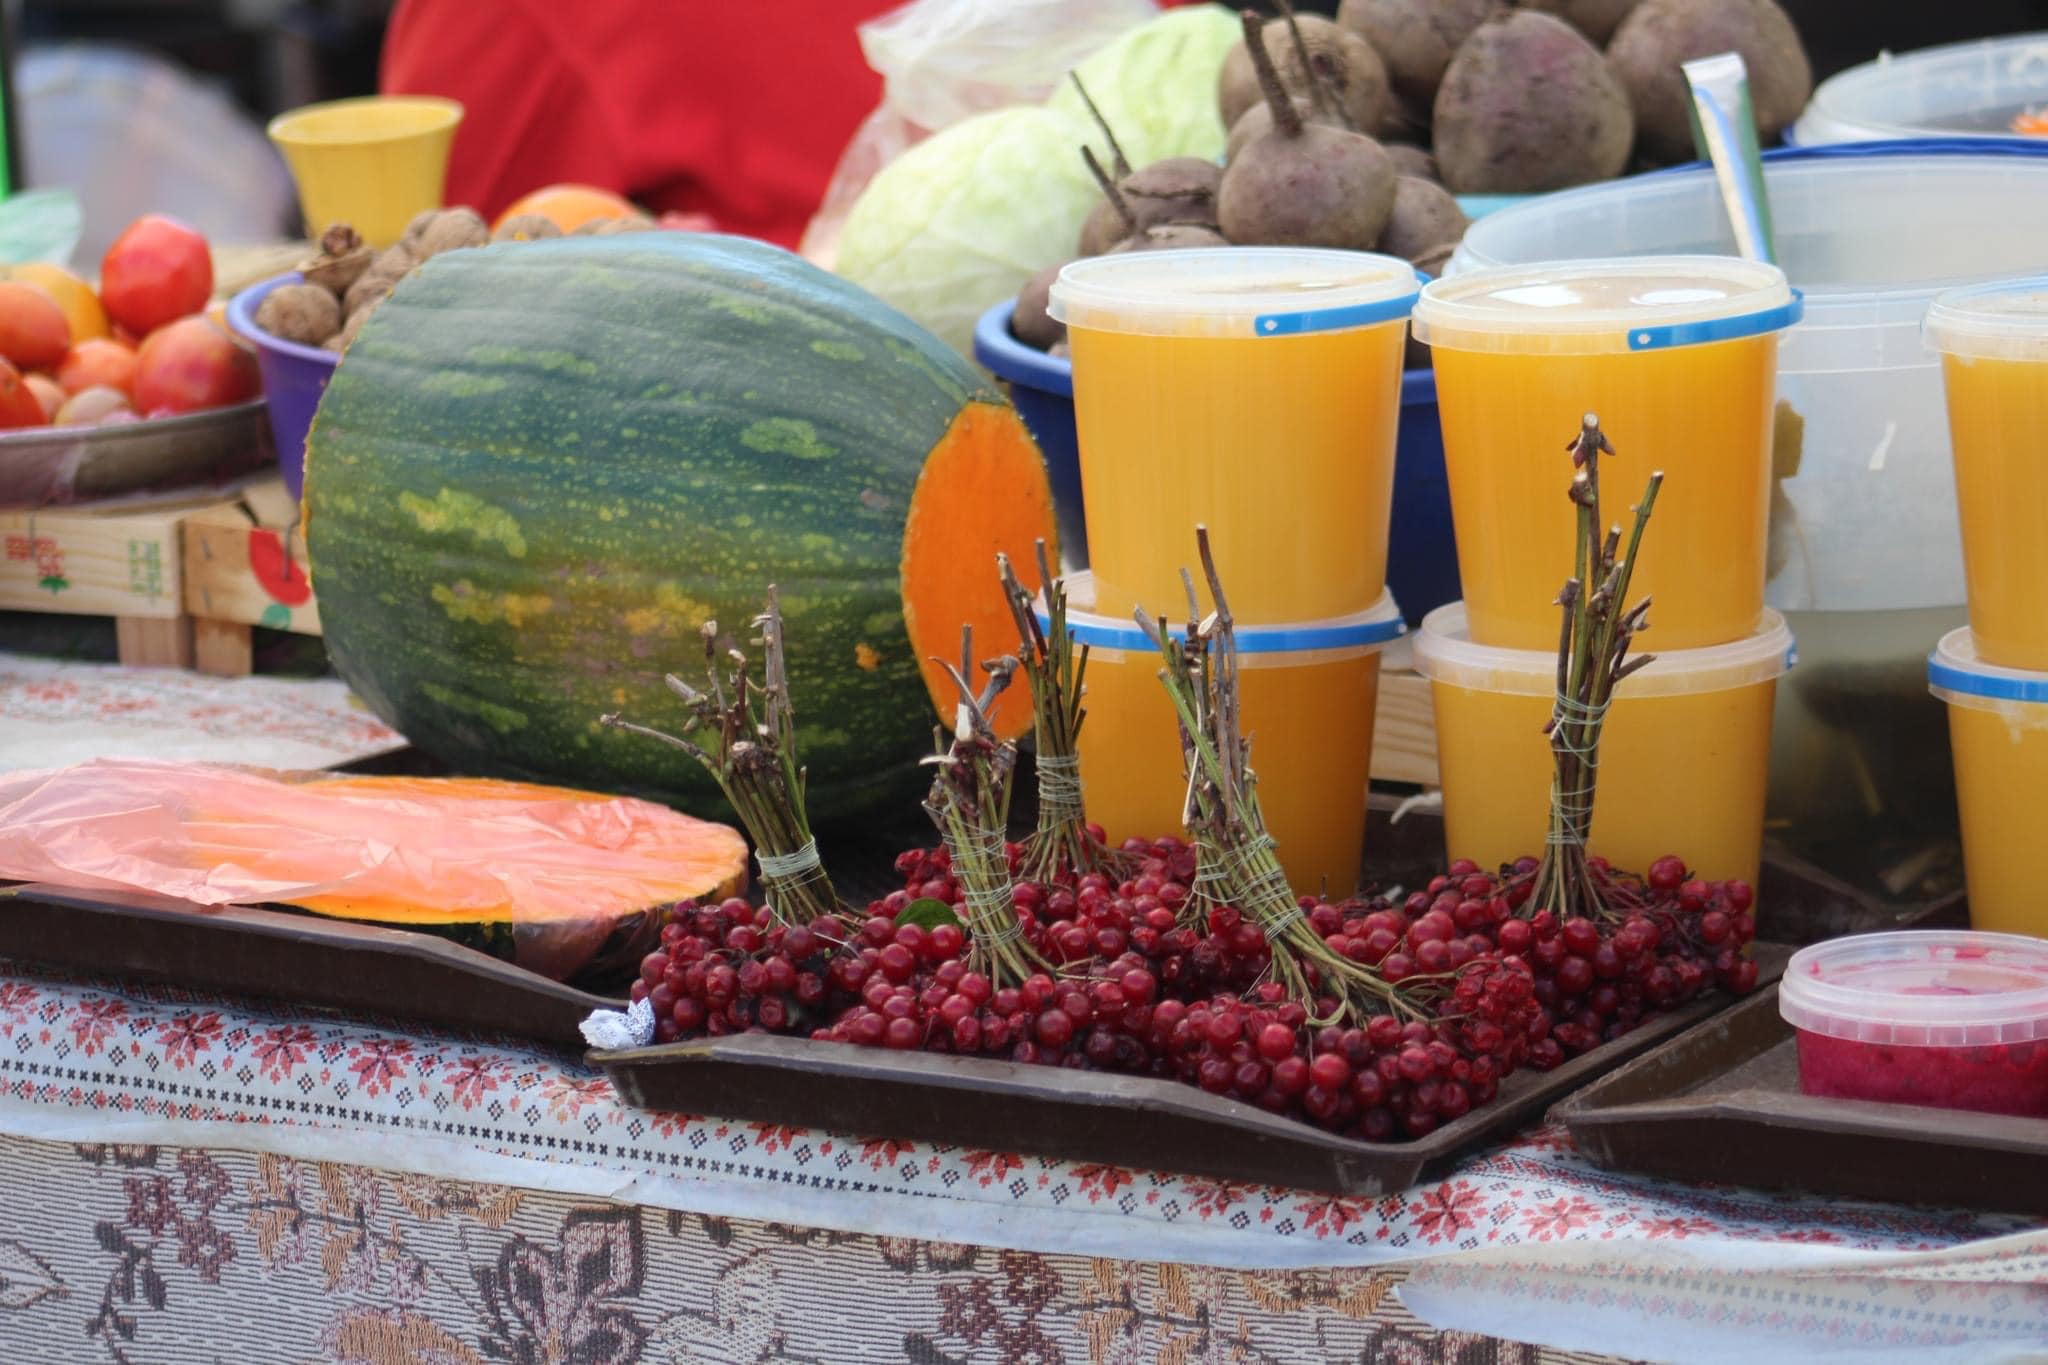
top-left (0, 959), bottom-right (2041, 1360)
top-left (0, 1134), bottom-right (1630, 1365)
top-left (0, 652), bottom-right (402, 771)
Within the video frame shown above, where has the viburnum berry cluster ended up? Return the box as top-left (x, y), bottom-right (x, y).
top-left (608, 418), bottom-right (1764, 1145)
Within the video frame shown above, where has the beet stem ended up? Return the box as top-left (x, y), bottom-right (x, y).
top-left (1080, 145), bottom-right (1137, 234)
top-left (1241, 9), bottom-right (1303, 139)
top-left (1066, 73), bottom-right (1132, 178)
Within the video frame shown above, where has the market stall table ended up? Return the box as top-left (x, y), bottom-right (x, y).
top-left (1, 656), bottom-right (2045, 1362)
top-left (0, 958), bottom-right (2041, 1364)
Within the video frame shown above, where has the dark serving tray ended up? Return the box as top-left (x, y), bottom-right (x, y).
top-left (598, 944), bottom-right (1792, 1197)
top-left (1554, 982), bottom-right (2048, 1218)
top-left (0, 882), bottom-right (616, 1047)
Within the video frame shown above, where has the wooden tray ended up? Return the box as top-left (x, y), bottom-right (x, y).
top-left (599, 944), bottom-right (1792, 1197)
top-left (0, 882), bottom-right (615, 1046)
top-left (1554, 982), bottom-right (2048, 1217)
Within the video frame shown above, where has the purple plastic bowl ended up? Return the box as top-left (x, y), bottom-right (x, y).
top-left (225, 272), bottom-right (338, 500)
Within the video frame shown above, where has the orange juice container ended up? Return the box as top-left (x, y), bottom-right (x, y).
top-left (1043, 575), bottom-right (1406, 899)
top-left (1412, 258), bottom-right (1801, 650)
top-left (1924, 277), bottom-right (2048, 670)
top-left (1048, 248), bottom-right (1419, 622)
top-left (1929, 628), bottom-right (2048, 938)
top-left (1413, 602), bottom-right (1793, 890)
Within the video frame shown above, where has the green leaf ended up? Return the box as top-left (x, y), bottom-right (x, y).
top-left (0, 190), bottom-right (82, 267)
top-left (894, 898), bottom-right (960, 930)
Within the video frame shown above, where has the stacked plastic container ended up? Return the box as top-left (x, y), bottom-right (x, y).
top-left (1407, 258), bottom-right (1803, 889)
top-left (1923, 280), bottom-right (2048, 939)
top-left (1046, 248), bottom-right (1421, 896)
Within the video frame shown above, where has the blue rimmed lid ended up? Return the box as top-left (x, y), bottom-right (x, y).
top-left (1048, 247), bottom-right (1419, 339)
top-left (1411, 255), bottom-right (1800, 356)
top-left (1035, 572), bottom-right (1406, 656)
top-left (1929, 627), bottom-right (2048, 706)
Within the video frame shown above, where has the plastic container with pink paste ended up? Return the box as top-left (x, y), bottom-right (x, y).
top-left (1779, 930), bottom-right (2048, 1118)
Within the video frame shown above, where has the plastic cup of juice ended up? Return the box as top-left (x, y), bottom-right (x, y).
top-left (1924, 277), bottom-right (2048, 670)
top-left (269, 96), bottom-right (464, 248)
top-left (1412, 602), bottom-right (1794, 890)
top-left (1048, 248), bottom-right (1420, 623)
top-left (1412, 257), bottom-right (1801, 650)
top-left (1780, 931), bottom-right (2048, 1118)
top-left (1040, 575), bottom-right (1406, 898)
top-left (1929, 626), bottom-right (2048, 938)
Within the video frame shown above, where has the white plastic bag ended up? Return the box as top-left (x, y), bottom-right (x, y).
top-left (19, 44), bottom-right (295, 268)
top-left (801, 0), bottom-right (1156, 266)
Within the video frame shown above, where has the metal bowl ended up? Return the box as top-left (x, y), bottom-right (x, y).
top-left (0, 399), bottom-right (276, 507)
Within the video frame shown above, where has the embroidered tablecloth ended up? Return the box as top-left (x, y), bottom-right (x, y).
top-left (0, 959), bottom-right (2042, 1363)
top-left (0, 652), bottom-right (403, 772)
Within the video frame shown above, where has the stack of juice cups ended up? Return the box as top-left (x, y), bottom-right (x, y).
top-left (1040, 580), bottom-right (1407, 899)
top-left (1409, 257), bottom-right (1804, 888)
top-left (1923, 279), bottom-right (2048, 938)
top-left (1047, 247), bottom-right (1421, 896)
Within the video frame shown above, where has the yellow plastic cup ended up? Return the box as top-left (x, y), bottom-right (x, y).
top-left (1924, 278), bottom-right (2048, 671)
top-left (1044, 575), bottom-right (1407, 898)
top-left (1048, 248), bottom-right (1420, 623)
top-left (268, 96), bottom-right (465, 248)
top-left (1930, 627), bottom-right (2048, 938)
top-left (1413, 602), bottom-right (1793, 892)
top-left (1413, 258), bottom-right (1800, 651)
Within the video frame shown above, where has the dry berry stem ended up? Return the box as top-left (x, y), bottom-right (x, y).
top-left (1528, 415), bottom-right (1664, 923)
top-left (599, 588), bottom-right (844, 925)
top-left (922, 628), bottom-right (1046, 986)
top-left (1142, 528), bottom-right (1420, 1025)
top-left (999, 544), bottom-right (1123, 883)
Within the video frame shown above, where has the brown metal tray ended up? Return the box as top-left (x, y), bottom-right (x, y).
top-left (598, 944), bottom-right (1792, 1197)
top-left (0, 882), bottom-right (616, 1046)
top-left (1554, 982), bottom-right (2048, 1217)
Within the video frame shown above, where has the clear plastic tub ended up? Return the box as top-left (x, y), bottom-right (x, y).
top-left (1412, 257), bottom-right (1797, 651)
top-left (1048, 248), bottom-right (1418, 623)
top-left (1412, 603), bottom-right (1794, 890)
top-left (1779, 930), bottom-right (2048, 1117)
top-left (1448, 147), bottom-right (2048, 857)
top-left (1928, 627), bottom-right (2048, 938)
top-left (1792, 34), bottom-right (2048, 146)
top-left (1039, 576), bottom-right (1406, 898)
top-left (1924, 277), bottom-right (2048, 670)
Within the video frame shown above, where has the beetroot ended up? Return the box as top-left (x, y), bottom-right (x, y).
top-left (1432, 10), bottom-right (1633, 193)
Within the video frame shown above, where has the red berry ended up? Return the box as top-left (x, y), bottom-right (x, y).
top-left (1308, 1053), bottom-right (1352, 1090)
top-left (1647, 855), bottom-right (1687, 891)
top-left (1255, 1023), bottom-right (1296, 1063)
top-left (1035, 1009), bottom-right (1075, 1049)
top-left (1561, 917), bottom-right (1600, 956)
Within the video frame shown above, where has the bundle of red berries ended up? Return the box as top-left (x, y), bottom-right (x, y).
top-left (623, 828), bottom-right (1755, 1144)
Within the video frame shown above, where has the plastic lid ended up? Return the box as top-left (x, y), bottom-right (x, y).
top-left (1924, 275), bottom-right (2048, 360)
top-left (1412, 603), bottom-right (1795, 696)
top-left (1927, 626), bottom-right (2048, 709)
top-left (1780, 931), bottom-right (2048, 1048)
top-left (1035, 572), bottom-right (1406, 656)
top-left (1048, 247), bottom-right (1420, 338)
top-left (1411, 256), bottom-right (1800, 355)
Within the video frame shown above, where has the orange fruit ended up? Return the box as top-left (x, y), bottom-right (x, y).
top-left (4, 263), bottom-right (108, 343)
top-left (0, 281), bottom-right (72, 370)
top-left (495, 183), bottom-right (640, 234)
top-left (57, 338), bottom-right (138, 396)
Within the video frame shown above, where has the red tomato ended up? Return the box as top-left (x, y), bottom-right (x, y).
top-left (56, 338), bottom-right (138, 396)
top-left (0, 280), bottom-right (72, 371)
top-left (100, 216), bottom-right (214, 337)
top-left (132, 315), bottom-right (259, 415)
top-left (0, 357), bottom-right (49, 428)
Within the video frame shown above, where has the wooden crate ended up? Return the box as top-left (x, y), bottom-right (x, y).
top-left (0, 488), bottom-right (238, 667)
top-left (183, 474), bottom-right (320, 677)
